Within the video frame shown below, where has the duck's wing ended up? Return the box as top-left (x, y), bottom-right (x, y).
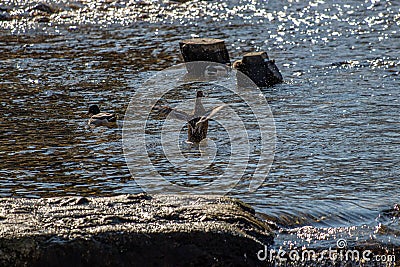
top-left (106, 113), bottom-right (117, 122)
top-left (92, 112), bottom-right (117, 122)
top-left (196, 105), bottom-right (226, 125)
top-left (154, 105), bottom-right (190, 122)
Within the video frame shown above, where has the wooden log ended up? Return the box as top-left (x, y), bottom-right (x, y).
top-left (179, 38), bottom-right (230, 76)
top-left (233, 51), bottom-right (283, 87)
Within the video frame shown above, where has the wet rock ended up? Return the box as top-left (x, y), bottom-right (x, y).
top-left (32, 3), bottom-right (56, 14)
top-left (0, 5), bottom-right (12, 21)
top-left (0, 194), bottom-right (273, 267)
top-left (171, 0), bottom-right (195, 3)
top-left (0, 12), bottom-right (12, 21)
top-left (382, 203), bottom-right (400, 217)
top-left (35, 16), bottom-right (50, 23)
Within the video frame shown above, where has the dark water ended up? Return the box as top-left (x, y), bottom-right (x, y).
top-left (1, 0), bottom-right (399, 255)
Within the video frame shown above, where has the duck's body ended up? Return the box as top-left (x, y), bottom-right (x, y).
top-left (88, 105), bottom-right (117, 127)
top-left (157, 91), bottom-right (224, 143)
top-left (187, 117), bottom-right (209, 143)
top-left (187, 91), bottom-right (209, 143)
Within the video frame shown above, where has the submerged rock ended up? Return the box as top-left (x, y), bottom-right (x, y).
top-left (0, 194), bottom-right (273, 267)
top-left (0, 11), bottom-right (12, 21)
top-left (31, 3), bottom-right (56, 14)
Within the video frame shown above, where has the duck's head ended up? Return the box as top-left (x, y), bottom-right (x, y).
top-left (196, 91), bottom-right (205, 98)
top-left (88, 105), bottom-right (100, 115)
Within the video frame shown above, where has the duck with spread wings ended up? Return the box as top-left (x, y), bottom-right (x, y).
top-left (156, 91), bottom-right (225, 143)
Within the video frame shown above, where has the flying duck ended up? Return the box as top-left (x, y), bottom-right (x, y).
top-left (156, 91), bottom-right (225, 143)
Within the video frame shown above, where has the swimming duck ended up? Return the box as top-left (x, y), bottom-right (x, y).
top-left (87, 105), bottom-right (117, 127)
top-left (156, 91), bottom-right (225, 143)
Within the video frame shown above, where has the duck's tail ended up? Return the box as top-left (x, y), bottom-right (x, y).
top-left (107, 114), bottom-right (117, 123)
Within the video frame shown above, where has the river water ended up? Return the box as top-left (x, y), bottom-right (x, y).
top-left (1, 0), bottom-right (399, 258)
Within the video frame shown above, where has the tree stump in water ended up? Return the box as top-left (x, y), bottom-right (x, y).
top-left (233, 51), bottom-right (283, 87)
top-left (179, 38), bottom-right (230, 76)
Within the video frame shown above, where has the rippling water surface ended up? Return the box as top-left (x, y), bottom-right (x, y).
top-left (1, 0), bottom-right (399, 251)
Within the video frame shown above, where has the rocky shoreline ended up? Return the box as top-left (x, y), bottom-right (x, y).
top-left (0, 194), bottom-right (399, 267)
top-left (0, 194), bottom-right (273, 267)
